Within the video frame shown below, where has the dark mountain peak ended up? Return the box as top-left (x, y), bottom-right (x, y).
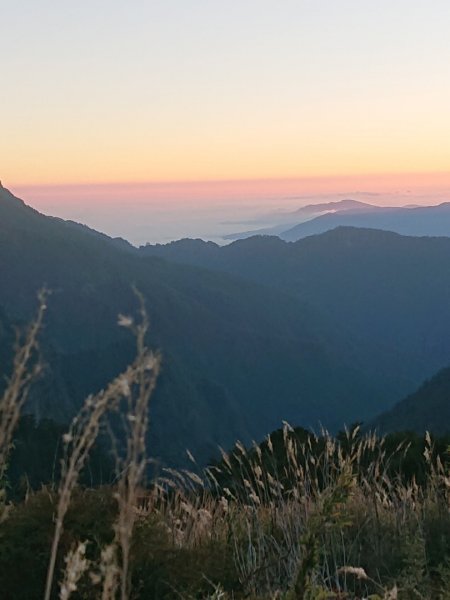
top-left (228, 234), bottom-right (287, 250)
top-left (300, 225), bottom-right (403, 244)
top-left (170, 238), bottom-right (217, 250)
top-left (142, 238), bottom-right (219, 252)
top-left (330, 225), bottom-right (399, 236)
top-left (141, 238), bottom-right (220, 263)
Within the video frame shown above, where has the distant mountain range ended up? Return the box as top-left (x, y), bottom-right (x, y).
top-left (225, 199), bottom-right (450, 241)
top-left (2, 182), bottom-right (450, 465)
top-left (224, 199), bottom-right (377, 240)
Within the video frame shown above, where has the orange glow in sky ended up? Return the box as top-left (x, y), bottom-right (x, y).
top-left (10, 172), bottom-right (450, 205)
top-left (2, 2), bottom-right (450, 193)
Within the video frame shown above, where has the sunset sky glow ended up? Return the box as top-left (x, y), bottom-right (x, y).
top-left (2, 0), bottom-right (450, 239)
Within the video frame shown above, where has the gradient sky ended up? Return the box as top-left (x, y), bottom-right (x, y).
top-left (2, 0), bottom-right (450, 189)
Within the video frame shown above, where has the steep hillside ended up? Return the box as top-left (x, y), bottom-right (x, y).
top-left (141, 228), bottom-right (450, 395)
top-left (371, 365), bottom-right (450, 435)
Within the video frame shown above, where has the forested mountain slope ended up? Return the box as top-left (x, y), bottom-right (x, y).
top-left (142, 228), bottom-right (450, 399)
top-left (0, 185), bottom-right (388, 465)
top-left (371, 365), bottom-right (450, 435)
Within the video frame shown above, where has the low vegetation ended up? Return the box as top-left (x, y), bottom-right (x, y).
top-left (0, 297), bottom-right (449, 599)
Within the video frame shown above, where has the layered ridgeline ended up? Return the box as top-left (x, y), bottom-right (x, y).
top-left (279, 202), bottom-right (450, 242)
top-left (224, 199), bottom-right (450, 242)
top-left (222, 199), bottom-right (377, 241)
top-left (0, 184), bottom-right (392, 466)
top-left (141, 228), bottom-right (450, 427)
top-left (3, 183), bottom-right (450, 466)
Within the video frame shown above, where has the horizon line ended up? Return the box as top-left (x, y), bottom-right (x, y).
top-left (8, 170), bottom-right (450, 190)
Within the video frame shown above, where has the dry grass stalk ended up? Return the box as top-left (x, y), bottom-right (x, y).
top-left (114, 292), bottom-right (161, 600)
top-left (0, 289), bottom-right (47, 474)
top-left (44, 296), bottom-right (160, 600)
top-left (59, 540), bottom-right (90, 600)
top-left (98, 544), bottom-right (121, 600)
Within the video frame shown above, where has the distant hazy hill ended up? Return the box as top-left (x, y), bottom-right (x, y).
top-left (0, 184), bottom-right (390, 466)
top-left (224, 199), bottom-right (378, 241)
top-left (279, 203), bottom-right (450, 241)
top-left (224, 200), bottom-right (450, 242)
top-left (371, 365), bottom-right (450, 435)
top-left (289, 198), bottom-right (378, 216)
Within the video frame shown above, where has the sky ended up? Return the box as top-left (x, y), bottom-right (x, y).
top-left (2, 1), bottom-right (450, 241)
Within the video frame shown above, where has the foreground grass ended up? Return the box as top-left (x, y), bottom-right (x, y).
top-left (1, 426), bottom-right (450, 599)
top-left (1, 295), bottom-right (449, 599)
